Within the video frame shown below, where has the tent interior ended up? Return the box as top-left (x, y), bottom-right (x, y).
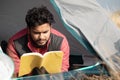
top-left (0, 0), bottom-right (120, 79)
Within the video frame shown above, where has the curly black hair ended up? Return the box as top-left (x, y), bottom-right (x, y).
top-left (25, 5), bottom-right (55, 28)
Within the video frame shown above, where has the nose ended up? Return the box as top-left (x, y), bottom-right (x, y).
top-left (38, 33), bottom-right (44, 39)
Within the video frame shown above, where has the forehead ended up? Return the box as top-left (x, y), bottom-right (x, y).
top-left (31, 23), bottom-right (51, 32)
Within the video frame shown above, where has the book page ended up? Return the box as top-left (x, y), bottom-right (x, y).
top-left (41, 51), bottom-right (63, 74)
top-left (19, 52), bottom-right (43, 77)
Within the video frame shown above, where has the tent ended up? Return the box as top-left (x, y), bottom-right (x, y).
top-left (0, 0), bottom-right (120, 79)
top-left (52, 0), bottom-right (120, 72)
top-left (53, 0), bottom-right (120, 72)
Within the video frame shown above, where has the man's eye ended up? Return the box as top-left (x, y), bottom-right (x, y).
top-left (33, 32), bottom-right (40, 34)
top-left (43, 31), bottom-right (48, 33)
top-left (43, 32), bottom-right (47, 34)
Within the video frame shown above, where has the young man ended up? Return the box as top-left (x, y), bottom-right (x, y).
top-left (7, 6), bottom-right (70, 77)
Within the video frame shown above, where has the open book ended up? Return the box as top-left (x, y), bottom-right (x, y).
top-left (18, 51), bottom-right (63, 77)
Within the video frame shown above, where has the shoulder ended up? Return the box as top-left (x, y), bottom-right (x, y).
top-left (50, 28), bottom-right (69, 45)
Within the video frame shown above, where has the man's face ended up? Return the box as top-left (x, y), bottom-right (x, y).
top-left (29, 23), bottom-right (51, 48)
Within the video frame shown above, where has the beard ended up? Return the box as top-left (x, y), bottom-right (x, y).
top-left (29, 35), bottom-right (48, 48)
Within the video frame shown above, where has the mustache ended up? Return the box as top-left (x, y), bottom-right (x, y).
top-left (36, 39), bottom-right (46, 42)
